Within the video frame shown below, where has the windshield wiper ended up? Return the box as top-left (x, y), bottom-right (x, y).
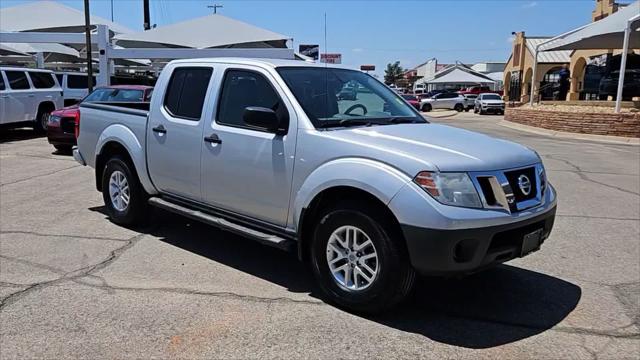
top-left (318, 118), bottom-right (381, 128)
top-left (388, 117), bottom-right (423, 124)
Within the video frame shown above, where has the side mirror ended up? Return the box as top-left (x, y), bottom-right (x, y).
top-left (243, 106), bottom-right (287, 134)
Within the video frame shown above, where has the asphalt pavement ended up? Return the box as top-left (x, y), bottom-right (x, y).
top-left (1, 113), bottom-right (638, 359)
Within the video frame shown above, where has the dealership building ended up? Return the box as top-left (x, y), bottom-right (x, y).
top-left (503, 0), bottom-right (639, 103)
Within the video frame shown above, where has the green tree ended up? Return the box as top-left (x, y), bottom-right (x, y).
top-left (384, 61), bottom-right (404, 85)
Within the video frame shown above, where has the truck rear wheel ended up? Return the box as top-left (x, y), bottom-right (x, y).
top-left (421, 104), bottom-right (432, 112)
top-left (310, 203), bottom-right (415, 313)
top-left (101, 156), bottom-right (148, 226)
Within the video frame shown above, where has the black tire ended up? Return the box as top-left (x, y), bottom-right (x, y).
top-left (474, 106), bottom-right (479, 114)
top-left (101, 156), bottom-right (148, 226)
top-left (479, 108), bottom-right (485, 115)
top-left (421, 104), bottom-right (432, 112)
top-left (454, 103), bottom-right (464, 112)
top-left (310, 202), bottom-right (415, 313)
top-left (53, 144), bottom-right (72, 152)
top-left (33, 105), bottom-right (52, 134)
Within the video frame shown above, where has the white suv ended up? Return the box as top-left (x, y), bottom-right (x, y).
top-left (0, 67), bottom-right (63, 132)
top-left (420, 92), bottom-right (466, 112)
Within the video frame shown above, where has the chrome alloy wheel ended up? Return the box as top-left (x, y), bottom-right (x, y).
top-left (108, 170), bottom-right (130, 212)
top-left (326, 225), bottom-right (379, 291)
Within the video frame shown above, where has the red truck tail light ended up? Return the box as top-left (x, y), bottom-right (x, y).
top-left (74, 110), bottom-right (81, 139)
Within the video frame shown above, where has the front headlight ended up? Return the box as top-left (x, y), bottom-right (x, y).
top-left (414, 171), bottom-right (482, 208)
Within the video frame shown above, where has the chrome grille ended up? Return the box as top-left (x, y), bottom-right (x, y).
top-left (470, 164), bottom-right (546, 214)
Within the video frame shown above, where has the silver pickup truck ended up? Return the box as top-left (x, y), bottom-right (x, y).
top-left (74, 58), bottom-right (556, 313)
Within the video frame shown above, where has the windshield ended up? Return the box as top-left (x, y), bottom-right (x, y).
top-left (83, 88), bottom-right (144, 102)
top-left (482, 94), bottom-right (502, 100)
top-left (277, 67), bottom-right (424, 128)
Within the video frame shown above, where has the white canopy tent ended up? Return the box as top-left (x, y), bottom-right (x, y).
top-left (532, 0), bottom-right (640, 112)
top-left (0, 0), bottom-right (131, 35)
top-left (115, 14), bottom-right (291, 49)
top-left (425, 68), bottom-right (495, 84)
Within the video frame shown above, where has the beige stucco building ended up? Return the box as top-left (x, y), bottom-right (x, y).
top-left (503, 0), bottom-right (639, 102)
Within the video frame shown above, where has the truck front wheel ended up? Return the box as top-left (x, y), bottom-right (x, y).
top-left (310, 203), bottom-right (415, 313)
top-left (101, 156), bottom-right (148, 226)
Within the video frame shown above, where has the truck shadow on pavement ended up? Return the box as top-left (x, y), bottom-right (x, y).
top-left (0, 128), bottom-right (43, 143)
top-left (103, 207), bottom-right (581, 349)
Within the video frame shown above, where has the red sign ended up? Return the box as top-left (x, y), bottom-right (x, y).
top-left (320, 53), bottom-right (342, 64)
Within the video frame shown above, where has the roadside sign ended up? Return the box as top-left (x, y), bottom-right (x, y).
top-left (360, 65), bottom-right (375, 71)
top-left (299, 44), bottom-right (319, 60)
top-left (320, 53), bottom-right (342, 64)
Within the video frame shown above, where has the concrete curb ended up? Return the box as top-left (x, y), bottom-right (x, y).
top-left (499, 120), bottom-right (640, 146)
top-left (421, 110), bottom-right (460, 119)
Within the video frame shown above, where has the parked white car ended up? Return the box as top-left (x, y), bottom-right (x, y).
top-left (0, 67), bottom-right (64, 132)
top-left (419, 92), bottom-right (466, 112)
top-left (474, 93), bottom-right (505, 115)
top-left (54, 72), bottom-right (96, 106)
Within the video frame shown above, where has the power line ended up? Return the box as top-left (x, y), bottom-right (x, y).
top-left (207, 3), bottom-right (223, 14)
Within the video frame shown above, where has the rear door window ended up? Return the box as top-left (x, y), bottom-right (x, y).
top-left (28, 72), bottom-right (56, 89)
top-left (67, 75), bottom-right (96, 89)
top-left (5, 71), bottom-right (31, 90)
top-left (163, 67), bottom-right (213, 120)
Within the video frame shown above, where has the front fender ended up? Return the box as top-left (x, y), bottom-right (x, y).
top-left (96, 124), bottom-right (157, 195)
top-left (292, 157), bottom-right (412, 230)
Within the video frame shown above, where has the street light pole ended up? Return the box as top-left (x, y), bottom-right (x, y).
top-left (83, 0), bottom-right (94, 93)
top-left (143, 0), bottom-right (151, 30)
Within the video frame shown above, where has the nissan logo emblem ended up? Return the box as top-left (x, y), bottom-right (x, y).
top-left (518, 174), bottom-right (532, 196)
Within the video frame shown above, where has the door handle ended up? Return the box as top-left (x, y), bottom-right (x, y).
top-left (152, 124), bottom-right (167, 134)
top-left (204, 133), bottom-right (222, 144)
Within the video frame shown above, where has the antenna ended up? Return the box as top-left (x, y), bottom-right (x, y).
top-left (323, 12), bottom-right (327, 67)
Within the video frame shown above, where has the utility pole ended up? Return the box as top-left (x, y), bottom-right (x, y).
top-left (143, 0), bottom-right (151, 30)
top-left (207, 4), bottom-right (223, 14)
top-left (83, 0), bottom-right (94, 92)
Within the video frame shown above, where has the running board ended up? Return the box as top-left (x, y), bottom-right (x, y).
top-left (148, 197), bottom-right (294, 251)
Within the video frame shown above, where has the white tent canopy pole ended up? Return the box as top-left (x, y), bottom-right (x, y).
top-left (615, 13), bottom-right (640, 113)
top-left (529, 23), bottom-right (591, 106)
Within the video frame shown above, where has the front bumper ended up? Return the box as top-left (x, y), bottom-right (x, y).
top-left (401, 204), bottom-right (556, 276)
top-left (481, 106), bottom-right (505, 113)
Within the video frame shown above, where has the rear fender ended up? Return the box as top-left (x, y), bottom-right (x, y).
top-left (96, 124), bottom-right (157, 195)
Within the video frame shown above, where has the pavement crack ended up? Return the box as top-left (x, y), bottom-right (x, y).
top-left (556, 214), bottom-right (640, 221)
top-left (0, 230), bottom-right (131, 242)
top-left (73, 280), bottom-right (324, 306)
top-left (0, 232), bottom-right (146, 311)
top-left (0, 164), bottom-right (81, 187)
top-left (544, 154), bottom-right (640, 196)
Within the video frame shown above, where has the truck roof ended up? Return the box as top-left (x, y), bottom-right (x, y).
top-left (168, 57), bottom-right (353, 70)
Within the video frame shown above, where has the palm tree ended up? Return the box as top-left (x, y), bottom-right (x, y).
top-left (384, 61), bottom-right (404, 85)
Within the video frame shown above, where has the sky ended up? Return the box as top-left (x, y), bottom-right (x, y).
top-left (0, 0), bottom-right (629, 76)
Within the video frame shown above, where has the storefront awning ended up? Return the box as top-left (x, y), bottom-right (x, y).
top-left (540, 1), bottom-right (639, 51)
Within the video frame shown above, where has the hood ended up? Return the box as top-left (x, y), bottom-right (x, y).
top-left (323, 123), bottom-right (539, 172)
top-left (51, 104), bottom-right (79, 116)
